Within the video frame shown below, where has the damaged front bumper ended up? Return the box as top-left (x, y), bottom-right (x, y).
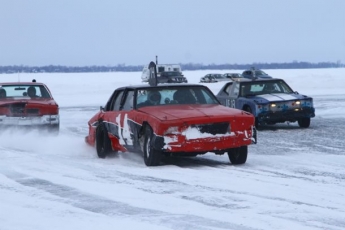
top-left (257, 108), bottom-right (315, 123)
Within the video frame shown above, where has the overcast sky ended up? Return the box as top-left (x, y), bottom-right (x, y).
top-left (1, 0), bottom-right (344, 66)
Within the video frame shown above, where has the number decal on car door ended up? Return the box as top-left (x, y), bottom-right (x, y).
top-left (227, 99), bottom-right (235, 108)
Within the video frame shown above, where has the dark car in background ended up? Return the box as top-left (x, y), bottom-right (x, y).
top-left (222, 73), bottom-right (243, 80)
top-left (200, 74), bottom-right (228, 83)
top-left (242, 68), bottom-right (272, 79)
top-left (157, 71), bottom-right (188, 84)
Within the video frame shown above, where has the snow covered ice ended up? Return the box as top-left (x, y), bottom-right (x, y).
top-left (1, 68), bottom-right (345, 230)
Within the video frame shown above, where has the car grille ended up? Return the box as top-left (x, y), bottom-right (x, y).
top-left (191, 122), bottom-right (229, 135)
top-left (7, 103), bottom-right (40, 117)
top-left (9, 103), bottom-right (26, 116)
top-left (26, 108), bottom-right (40, 115)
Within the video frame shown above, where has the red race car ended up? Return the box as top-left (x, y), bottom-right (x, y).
top-left (86, 83), bottom-right (256, 166)
top-left (0, 80), bottom-right (59, 133)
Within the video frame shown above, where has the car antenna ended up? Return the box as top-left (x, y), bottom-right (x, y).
top-left (156, 55), bottom-right (158, 65)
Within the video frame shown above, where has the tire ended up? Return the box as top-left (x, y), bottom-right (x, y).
top-left (96, 122), bottom-right (112, 158)
top-left (298, 118), bottom-right (310, 128)
top-left (228, 146), bottom-right (248, 165)
top-left (143, 126), bottom-right (161, 166)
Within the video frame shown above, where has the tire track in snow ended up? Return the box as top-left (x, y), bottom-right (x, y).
top-left (3, 171), bottom-right (258, 230)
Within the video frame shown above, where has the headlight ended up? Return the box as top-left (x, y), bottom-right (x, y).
top-left (292, 101), bottom-right (301, 106)
top-left (270, 103), bottom-right (276, 108)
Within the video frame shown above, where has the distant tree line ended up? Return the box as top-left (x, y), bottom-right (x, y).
top-left (0, 61), bottom-right (343, 74)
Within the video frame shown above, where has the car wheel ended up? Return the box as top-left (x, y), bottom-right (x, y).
top-left (244, 106), bottom-right (259, 128)
top-left (143, 126), bottom-right (161, 166)
top-left (96, 122), bottom-right (112, 158)
top-left (298, 118), bottom-right (310, 128)
top-left (227, 146), bottom-right (248, 165)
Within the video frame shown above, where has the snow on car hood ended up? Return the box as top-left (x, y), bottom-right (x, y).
top-left (249, 93), bottom-right (311, 104)
top-left (138, 104), bottom-right (247, 121)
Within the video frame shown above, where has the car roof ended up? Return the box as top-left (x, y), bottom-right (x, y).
top-left (232, 77), bottom-right (283, 83)
top-left (0, 82), bottom-right (45, 86)
top-left (116, 83), bottom-right (207, 90)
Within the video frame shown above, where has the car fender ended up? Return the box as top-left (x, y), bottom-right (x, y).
top-left (238, 99), bottom-right (257, 116)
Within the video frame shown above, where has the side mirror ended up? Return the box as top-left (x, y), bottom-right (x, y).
top-left (100, 106), bottom-right (105, 112)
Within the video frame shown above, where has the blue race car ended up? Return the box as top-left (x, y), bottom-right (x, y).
top-left (216, 78), bottom-right (315, 128)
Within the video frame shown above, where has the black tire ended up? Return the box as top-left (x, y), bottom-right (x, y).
top-left (96, 122), bottom-right (112, 158)
top-left (244, 106), bottom-right (259, 128)
top-left (228, 146), bottom-right (248, 165)
top-left (143, 126), bottom-right (161, 166)
top-left (298, 118), bottom-right (310, 128)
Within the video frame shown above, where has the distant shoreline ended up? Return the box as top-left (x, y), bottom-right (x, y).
top-left (0, 61), bottom-right (343, 74)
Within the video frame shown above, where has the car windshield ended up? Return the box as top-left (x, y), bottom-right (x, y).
top-left (213, 74), bottom-right (223, 79)
top-left (0, 85), bottom-right (52, 98)
top-left (224, 73), bottom-right (242, 78)
top-left (239, 80), bottom-right (294, 96)
top-left (136, 86), bottom-right (219, 108)
top-left (255, 70), bottom-right (268, 75)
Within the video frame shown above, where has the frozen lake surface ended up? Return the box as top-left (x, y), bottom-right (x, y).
top-left (1, 68), bottom-right (345, 230)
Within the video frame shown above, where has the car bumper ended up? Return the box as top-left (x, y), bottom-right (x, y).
top-left (0, 115), bottom-right (59, 126)
top-left (152, 131), bottom-right (255, 153)
top-left (257, 108), bottom-right (315, 123)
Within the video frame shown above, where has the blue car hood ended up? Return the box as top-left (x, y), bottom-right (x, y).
top-left (249, 93), bottom-right (310, 104)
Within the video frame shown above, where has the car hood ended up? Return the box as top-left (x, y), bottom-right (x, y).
top-left (248, 93), bottom-right (311, 104)
top-left (138, 104), bottom-right (249, 121)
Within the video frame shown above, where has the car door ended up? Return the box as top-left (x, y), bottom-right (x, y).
top-left (217, 82), bottom-right (241, 108)
top-left (118, 89), bottom-right (135, 147)
top-left (102, 89), bottom-right (126, 146)
top-left (103, 89), bottom-right (139, 148)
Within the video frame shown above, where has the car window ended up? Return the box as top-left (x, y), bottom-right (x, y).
top-left (233, 82), bottom-right (240, 96)
top-left (240, 81), bottom-right (294, 96)
top-left (40, 86), bottom-right (51, 98)
top-left (122, 90), bottom-right (134, 111)
top-left (251, 84), bottom-right (265, 93)
top-left (136, 86), bottom-right (219, 108)
top-left (277, 80), bottom-right (294, 93)
top-left (111, 90), bottom-right (124, 111)
top-left (223, 82), bottom-right (233, 95)
top-left (256, 70), bottom-right (268, 76)
top-left (0, 85), bottom-right (51, 98)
